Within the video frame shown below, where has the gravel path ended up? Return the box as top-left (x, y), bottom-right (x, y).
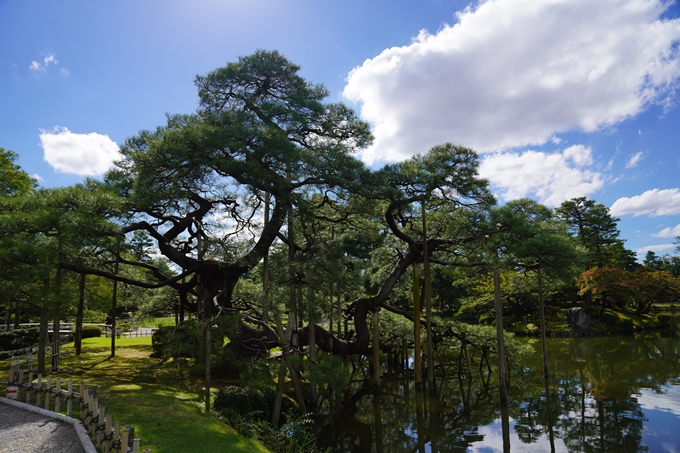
top-left (0, 403), bottom-right (85, 453)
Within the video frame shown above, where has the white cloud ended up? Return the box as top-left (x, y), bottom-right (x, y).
top-left (637, 244), bottom-right (675, 255)
top-left (478, 144), bottom-right (604, 206)
top-left (653, 224), bottom-right (680, 238)
top-left (625, 151), bottom-right (644, 168)
top-left (40, 126), bottom-right (121, 176)
top-left (29, 52), bottom-right (59, 72)
top-left (43, 54), bottom-right (57, 66)
top-left (610, 189), bottom-right (680, 217)
top-left (638, 386), bottom-right (680, 415)
top-left (59, 68), bottom-right (69, 77)
top-left (343, 0), bottom-right (680, 164)
top-left (468, 419), bottom-right (568, 452)
top-left (31, 174), bottom-right (44, 183)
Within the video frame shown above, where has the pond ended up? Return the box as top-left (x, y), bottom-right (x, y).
top-left (313, 334), bottom-right (680, 452)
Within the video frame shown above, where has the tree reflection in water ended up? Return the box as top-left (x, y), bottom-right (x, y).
top-left (314, 335), bottom-right (680, 452)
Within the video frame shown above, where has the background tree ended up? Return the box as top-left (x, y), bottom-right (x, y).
top-left (0, 148), bottom-right (36, 197)
top-left (643, 250), bottom-right (663, 270)
top-left (0, 183), bottom-right (121, 370)
top-left (555, 197), bottom-right (627, 269)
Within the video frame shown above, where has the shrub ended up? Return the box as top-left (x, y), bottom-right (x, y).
top-left (214, 385), bottom-right (276, 422)
top-left (81, 325), bottom-right (102, 339)
top-left (0, 328), bottom-right (39, 351)
top-left (525, 323), bottom-right (539, 335)
top-left (152, 321), bottom-right (200, 359)
top-left (117, 321), bottom-right (132, 332)
top-left (151, 320), bottom-right (222, 360)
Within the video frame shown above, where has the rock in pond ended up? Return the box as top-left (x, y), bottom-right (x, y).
top-left (567, 307), bottom-right (590, 331)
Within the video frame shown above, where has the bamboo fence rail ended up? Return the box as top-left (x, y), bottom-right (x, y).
top-left (5, 368), bottom-right (150, 453)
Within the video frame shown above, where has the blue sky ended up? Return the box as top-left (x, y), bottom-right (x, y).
top-left (2, 0), bottom-right (680, 259)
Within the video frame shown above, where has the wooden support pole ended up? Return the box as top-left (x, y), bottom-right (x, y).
top-left (80, 382), bottom-right (86, 420)
top-left (121, 429), bottom-right (130, 453)
top-left (113, 421), bottom-right (120, 453)
top-left (105, 413), bottom-right (112, 453)
top-left (26, 371), bottom-right (33, 404)
top-left (412, 263), bottom-right (422, 389)
top-left (67, 379), bottom-right (73, 417)
top-left (36, 373), bottom-right (42, 407)
top-left (372, 308), bottom-right (380, 387)
top-left (421, 200), bottom-right (435, 394)
top-left (493, 265), bottom-right (508, 403)
top-left (55, 377), bottom-right (61, 413)
top-left (45, 375), bottom-right (51, 410)
top-left (98, 405), bottom-right (106, 446)
top-left (204, 324), bottom-right (211, 414)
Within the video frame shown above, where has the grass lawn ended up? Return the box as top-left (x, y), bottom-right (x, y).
top-left (0, 337), bottom-right (270, 453)
top-left (148, 317), bottom-right (177, 328)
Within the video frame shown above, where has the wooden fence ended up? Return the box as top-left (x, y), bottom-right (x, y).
top-left (5, 368), bottom-right (150, 453)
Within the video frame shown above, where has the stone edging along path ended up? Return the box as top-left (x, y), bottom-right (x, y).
top-left (0, 396), bottom-right (97, 453)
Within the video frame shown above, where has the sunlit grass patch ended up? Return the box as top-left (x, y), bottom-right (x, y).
top-left (150, 317), bottom-right (176, 328)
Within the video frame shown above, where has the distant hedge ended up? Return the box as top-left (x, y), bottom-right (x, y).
top-left (81, 325), bottom-right (102, 338)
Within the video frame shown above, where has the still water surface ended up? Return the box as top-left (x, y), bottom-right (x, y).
top-left (315, 335), bottom-right (680, 452)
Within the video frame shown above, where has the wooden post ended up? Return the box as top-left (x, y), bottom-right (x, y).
top-left (26, 371), bottom-right (33, 405)
top-left (45, 376), bottom-right (52, 410)
top-left (105, 413), bottom-right (112, 453)
top-left (98, 405), bottom-right (106, 446)
top-left (36, 373), bottom-right (42, 407)
top-left (127, 426), bottom-right (135, 451)
top-left (80, 382), bottom-right (86, 420)
top-left (112, 421), bottom-right (120, 453)
top-left (55, 377), bottom-right (61, 413)
top-left (121, 428), bottom-right (130, 453)
top-left (133, 438), bottom-right (141, 453)
top-left (67, 379), bottom-right (73, 417)
top-left (91, 398), bottom-right (98, 436)
top-left (84, 391), bottom-right (91, 430)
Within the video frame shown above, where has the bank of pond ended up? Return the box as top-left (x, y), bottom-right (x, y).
top-left (225, 333), bottom-right (679, 452)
